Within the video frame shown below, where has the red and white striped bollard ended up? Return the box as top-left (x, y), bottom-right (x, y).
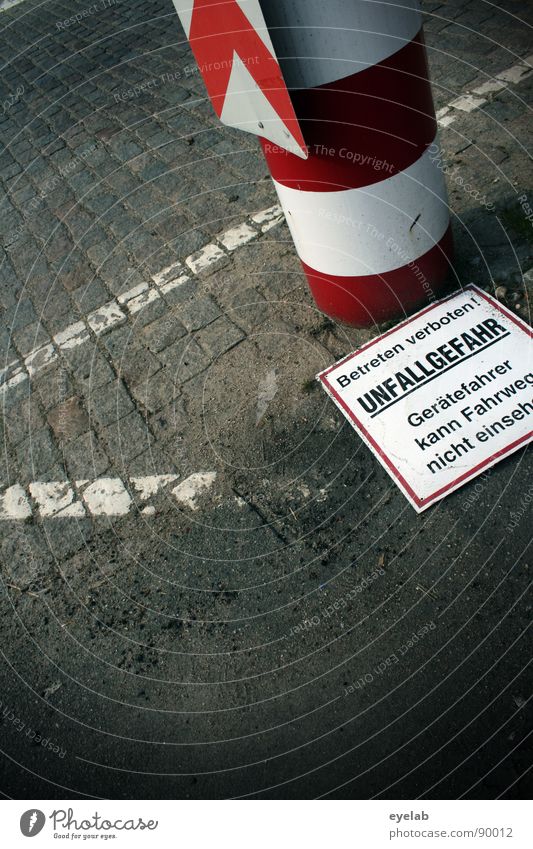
top-left (171, 0), bottom-right (453, 326)
top-left (259, 0), bottom-right (453, 326)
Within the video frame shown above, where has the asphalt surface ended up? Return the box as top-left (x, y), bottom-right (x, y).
top-left (0, 0), bottom-right (532, 799)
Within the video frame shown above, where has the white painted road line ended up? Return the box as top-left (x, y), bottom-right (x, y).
top-left (0, 484), bottom-right (32, 520)
top-left (448, 94), bottom-right (486, 113)
top-left (251, 204), bottom-right (284, 232)
top-left (185, 242), bottom-right (226, 274)
top-left (496, 63), bottom-right (532, 84)
top-left (0, 0), bottom-right (26, 11)
top-left (117, 282), bottom-right (149, 305)
top-left (130, 474), bottom-right (179, 500)
top-left (80, 478), bottom-right (132, 517)
top-left (151, 260), bottom-right (185, 288)
top-left (0, 206), bottom-right (278, 397)
top-left (126, 287), bottom-right (160, 315)
top-left (471, 79), bottom-right (507, 97)
top-left (54, 321), bottom-right (90, 350)
top-left (1, 48), bottom-right (531, 399)
top-left (172, 472), bottom-right (217, 511)
top-left (217, 222), bottom-right (257, 251)
top-left (438, 53), bottom-right (533, 128)
top-left (86, 300), bottom-right (127, 335)
top-left (158, 273), bottom-right (191, 298)
top-left (0, 363), bottom-right (28, 392)
top-left (0, 473), bottom-right (219, 520)
top-left (24, 343), bottom-right (57, 377)
top-left (29, 481), bottom-right (83, 518)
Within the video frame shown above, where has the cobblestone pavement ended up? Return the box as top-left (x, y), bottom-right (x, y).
top-left (0, 0), bottom-right (532, 799)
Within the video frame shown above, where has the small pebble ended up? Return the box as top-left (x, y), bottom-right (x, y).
top-left (494, 286), bottom-right (507, 300)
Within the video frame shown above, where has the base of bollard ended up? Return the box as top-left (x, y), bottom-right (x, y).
top-left (303, 225), bottom-right (454, 327)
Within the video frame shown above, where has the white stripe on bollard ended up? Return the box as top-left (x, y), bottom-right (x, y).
top-left (273, 143), bottom-right (450, 278)
top-left (261, 0), bottom-right (422, 89)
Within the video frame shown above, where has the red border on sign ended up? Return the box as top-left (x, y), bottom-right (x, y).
top-left (318, 286), bottom-right (533, 509)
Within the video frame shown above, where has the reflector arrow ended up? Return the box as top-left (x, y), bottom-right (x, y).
top-left (171, 0), bottom-right (308, 158)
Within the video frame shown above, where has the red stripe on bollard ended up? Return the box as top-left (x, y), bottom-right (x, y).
top-left (261, 31), bottom-right (436, 192)
top-left (303, 224), bottom-right (454, 326)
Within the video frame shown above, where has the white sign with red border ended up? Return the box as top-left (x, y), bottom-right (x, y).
top-left (317, 286), bottom-right (533, 512)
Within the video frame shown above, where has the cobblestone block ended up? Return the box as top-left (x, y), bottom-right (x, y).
top-left (225, 286), bottom-right (269, 331)
top-left (141, 311), bottom-right (188, 353)
top-left (3, 299), bottom-right (37, 333)
top-left (83, 190), bottom-right (121, 218)
top-left (0, 159), bottom-right (22, 181)
top-left (108, 210), bottom-right (140, 241)
top-left (158, 335), bottom-right (209, 383)
top-left (59, 251), bottom-right (94, 292)
top-left (141, 246), bottom-right (181, 277)
top-left (62, 431), bottom-right (109, 479)
top-left (71, 278), bottom-right (112, 313)
top-left (24, 210), bottom-right (58, 243)
top-left (88, 379), bottom-right (134, 426)
top-left (172, 227), bottom-right (213, 260)
top-left (0, 372), bottom-right (29, 411)
top-left (12, 321), bottom-right (50, 357)
top-left (37, 289), bottom-right (74, 334)
top-left (126, 291), bottom-right (167, 328)
top-left (104, 169), bottom-right (143, 196)
top-left (40, 517), bottom-right (94, 562)
top-left (0, 324), bottom-right (15, 362)
top-left (0, 258), bottom-right (22, 309)
top-left (101, 409), bottom-right (152, 463)
top-left (62, 346), bottom-right (115, 390)
top-left (101, 325), bottom-right (136, 361)
top-left (85, 146), bottom-right (116, 177)
top-left (125, 229), bottom-right (167, 265)
top-left (116, 344), bottom-right (162, 387)
top-left (157, 139), bottom-right (191, 165)
top-left (227, 149), bottom-right (270, 182)
top-left (3, 395), bottom-right (45, 446)
top-left (147, 398), bottom-right (188, 447)
top-left (43, 227), bottom-right (72, 264)
top-left (159, 276), bottom-right (198, 307)
top-left (47, 396), bottom-right (90, 441)
top-left (65, 208), bottom-right (98, 241)
top-left (15, 426), bottom-right (63, 482)
top-left (86, 240), bottom-right (118, 267)
top-left (154, 211), bottom-right (191, 243)
top-left (67, 168), bottom-right (97, 194)
top-left (178, 295), bottom-right (221, 331)
top-left (138, 159), bottom-right (169, 183)
top-left (98, 254), bottom-right (146, 296)
top-left (187, 185), bottom-right (251, 235)
top-left (129, 368), bottom-right (176, 414)
top-left (32, 364), bottom-right (74, 412)
top-left (196, 316), bottom-right (245, 359)
top-left (107, 135), bottom-right (143, 162)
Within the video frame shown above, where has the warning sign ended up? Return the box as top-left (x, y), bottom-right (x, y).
top-left (317, 286), bottom-right (533, 512)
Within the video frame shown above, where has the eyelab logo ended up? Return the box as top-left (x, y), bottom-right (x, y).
top-left (20, 810), bottom-right (46, 837)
